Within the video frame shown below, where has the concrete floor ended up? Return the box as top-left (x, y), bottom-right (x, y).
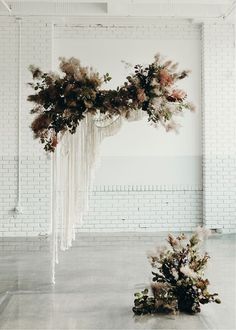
top-left (0, 233), bottom-right (235, 330)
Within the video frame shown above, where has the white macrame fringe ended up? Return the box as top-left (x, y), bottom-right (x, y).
top-left (51, 110), bottom-right (143, 283)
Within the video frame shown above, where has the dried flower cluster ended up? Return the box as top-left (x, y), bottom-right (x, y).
top-left (133, 228), bottom-right (221, 315)
top-left (28, 54), bottom-right (195, 152)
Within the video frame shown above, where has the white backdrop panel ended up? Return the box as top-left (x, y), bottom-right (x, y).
top-left (54, 38), bottom-right (202, 186)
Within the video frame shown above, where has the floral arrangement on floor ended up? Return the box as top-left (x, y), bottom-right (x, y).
top-left (28, 54), bottom-right (195, 151)
top-left (133, 228), bottom-right (221, 315)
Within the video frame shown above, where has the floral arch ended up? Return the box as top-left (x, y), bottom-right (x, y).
top-left (28, 54), bottom-right (195, 281)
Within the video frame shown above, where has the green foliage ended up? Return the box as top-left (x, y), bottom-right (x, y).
top-left (28, 55), bottom-right (195, 152)
top-left (133, 289), bottom-right (156, 315)
top-left (133, 228), bottom-right (221, 315)
top-left (103, 73), bottom-right (112, 83)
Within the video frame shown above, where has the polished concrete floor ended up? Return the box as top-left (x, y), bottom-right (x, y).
top-left (0, 233), bottom-right (235, 330)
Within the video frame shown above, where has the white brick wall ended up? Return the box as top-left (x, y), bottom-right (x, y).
top-left (0, 17), bottom-right (52, 237)
top-left (202, 23), bottom-right (236, 233)
top-left (55, 21), bottom-right (203, 233)
top-left (79, 185), bottom-right (202, 232)
top-left (0, 18), bottom-right (235, 236)
top-left (54, 22), bottom-right (201, 40)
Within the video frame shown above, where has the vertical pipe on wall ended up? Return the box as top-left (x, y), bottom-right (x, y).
top-left (51, 152), bottom-right (56, 284)
top-left (50, 22), bottom-right (59, 284)
top-left (14, 17), bottom-right (22, 214)
top-left (201, 22), bottom-right (206, 227)
top-left (51, 148), bottom-right (59, 284)
top-left (50, 22), bottom-right (55, 236)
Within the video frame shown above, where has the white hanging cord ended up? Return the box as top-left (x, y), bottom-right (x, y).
top-left (51, 150), bottom-right (59, 284)
top-left (93, 111), bottom-right (120, 128)
top-left (51, 21), bottom-right (58, 284)
top-left (50, 108), bottom-right (144, 283)
top-left (51, 152), bottom-right (56, 284)
top-left (14, 17), bottom-right (22, 215)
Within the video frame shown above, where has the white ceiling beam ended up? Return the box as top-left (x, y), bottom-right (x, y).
top-left (5, 0), bottom-right (233, 2)
top-left (132, 0), bottom-right (232, 4)
top-left (0, 2), bottom-right (107, 15)
top-left (8, 0), bottom-right (107, 2)
top-left (0, 0), bottom-right (233, 22)
top-left (130, 3), bottom-right (226, 18)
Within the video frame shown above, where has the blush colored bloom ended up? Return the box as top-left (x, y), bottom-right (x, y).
top-left (171, 89), bottom-right (187, 101)
top-left (137, 88), bottom-right (147, 102)
top-left (51, 135), bottom-right (58, 148)
top-left (31, 113), bottom-right (51, 136)
top-left (159, 69), bottom-right (173, 86)
top-left (167, 233), bottom-right (179, 246)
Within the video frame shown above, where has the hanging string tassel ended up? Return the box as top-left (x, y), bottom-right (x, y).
top-left (51, 110), bottom-right (144, 283)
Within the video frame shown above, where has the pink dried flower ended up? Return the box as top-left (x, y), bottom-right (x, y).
top-left (51, 134), bottom-right (58, 148)
top-left (171, 89), bottom-right (187, 101)
top-left (159, 69), bottom-right (174, 86)
top-left (137, 88), bottom-right (147, 102)
top-left (167, 233), bottom-right (179, 247)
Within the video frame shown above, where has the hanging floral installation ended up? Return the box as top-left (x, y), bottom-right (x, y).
top-left (27, 54), bottom-right (195, 282)
top-left (133, 228), bottom-right (221, 315)
top-left (28, 54), bottom-right (195, 152)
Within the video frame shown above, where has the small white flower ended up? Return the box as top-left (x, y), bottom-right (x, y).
top-left (180, 265), bottom-right (198, 279)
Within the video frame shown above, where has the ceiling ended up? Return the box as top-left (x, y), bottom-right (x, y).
top-left (0, 0), bottom-right (235, 22)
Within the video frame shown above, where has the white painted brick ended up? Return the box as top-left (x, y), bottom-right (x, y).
top-left (201, 23), bottom-right (236, 233)
top-left (0, 17), bottom-right (52, 237)
top-left (79, 186), bottom-right (203, 232)
top-left (1, 19), bottom-right (235, 236)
